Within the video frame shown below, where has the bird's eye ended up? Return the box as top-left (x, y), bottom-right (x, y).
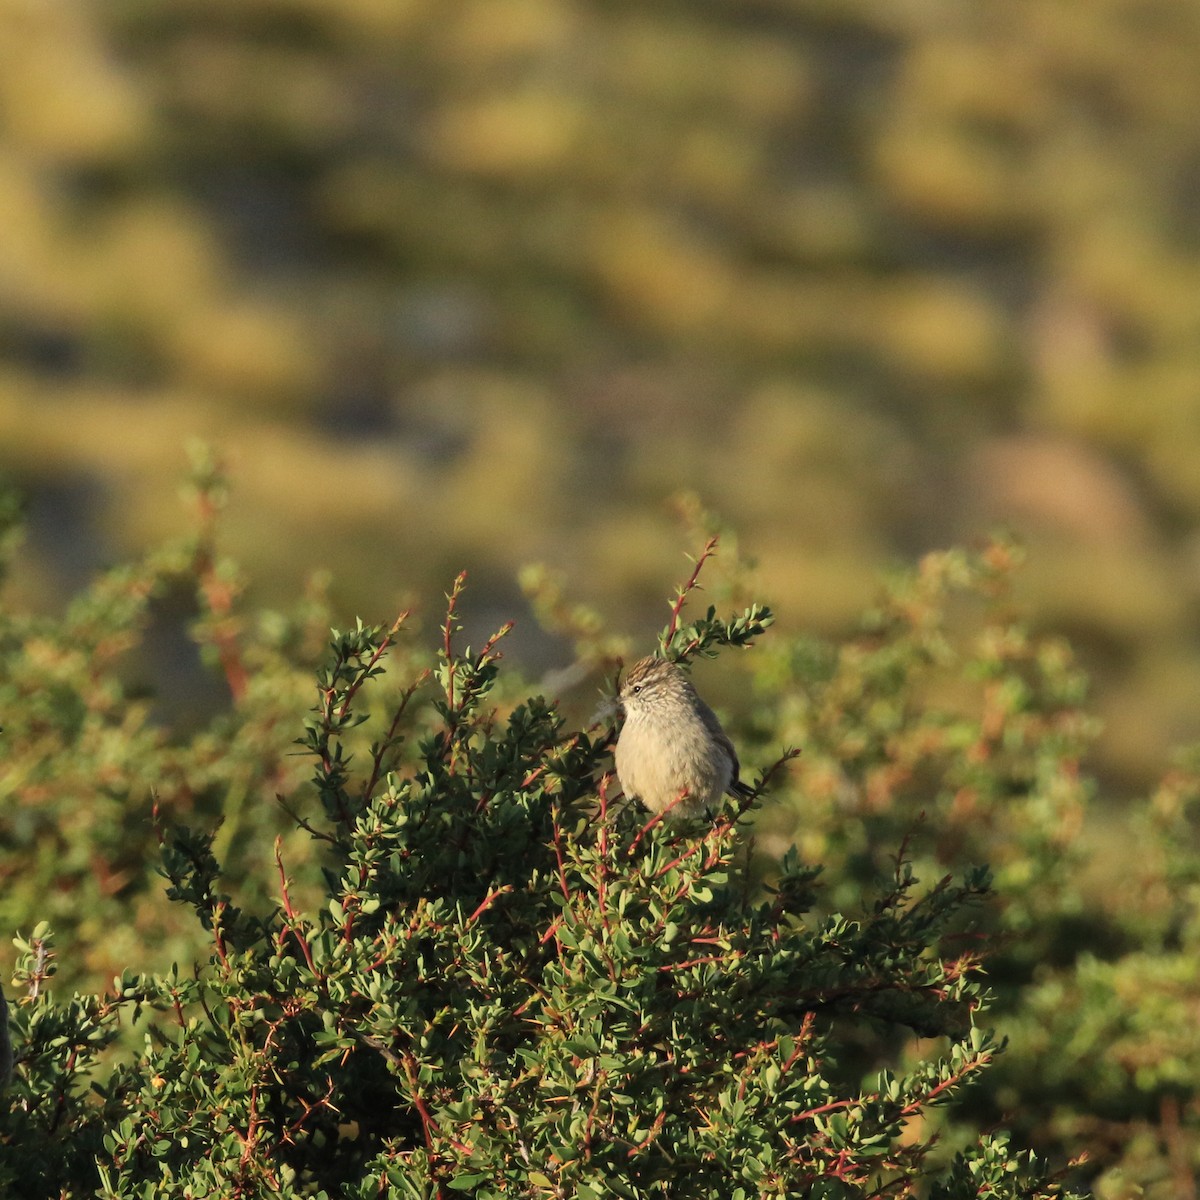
top-left (631, 685), bottom-right (642, 695)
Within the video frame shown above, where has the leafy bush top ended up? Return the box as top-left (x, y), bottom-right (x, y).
top-left (0, 484), bottom-right (1085, 1198)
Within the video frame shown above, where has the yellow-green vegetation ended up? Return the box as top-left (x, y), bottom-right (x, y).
top-left (3, 1), bottom-right (1200, 790)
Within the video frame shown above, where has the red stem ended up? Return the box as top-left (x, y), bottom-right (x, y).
top-left (897, 1051), bottom-right (992, 1117)
top-left (274, 838), bottom-right (317, 975)
top-left (664, 536), bottom-right (719, 644)
top-left (628, 789), bottom-right (692, 855)
top-left (337, 612), bottom-right (409, 728)
top-left (361, 664), bottom-right (426, 802)
top-left (626, 1110), bottom-right (666, 1158)
top-left (466, 886), bottom-right (512, 925)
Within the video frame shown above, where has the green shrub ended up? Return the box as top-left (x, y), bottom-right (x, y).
top-left (0, 480), bottom-right (1086, 1197)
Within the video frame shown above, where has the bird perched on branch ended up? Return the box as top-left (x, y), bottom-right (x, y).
top-left (615, 656), bottom-right (753, 819)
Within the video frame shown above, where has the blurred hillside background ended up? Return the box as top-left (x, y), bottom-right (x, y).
top-left (2, 0), bottom-right (1200, 790)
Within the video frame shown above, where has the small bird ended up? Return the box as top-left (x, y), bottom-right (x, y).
top-left (615, 656), bottom-right (753, 819)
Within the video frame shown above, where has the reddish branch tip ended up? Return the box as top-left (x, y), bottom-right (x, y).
top-left (664, 535), bottom-right (719, 644)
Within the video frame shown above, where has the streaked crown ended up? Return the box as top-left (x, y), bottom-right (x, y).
top-left (619, 656), bottom-right (690, 707)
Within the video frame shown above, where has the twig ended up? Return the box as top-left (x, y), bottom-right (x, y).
top-left (274, 838), bottom-right (317, 976)
top-left (627, 789), bottom-right (693, 856)
top-left (626, 1110), bottom-right (666, 1158)
top-left (551, 809), bottom-right (572, 903)
top-left (708, 747), bottom-right (801, 838)
top-left (336, 611), bottom-right (409, 729)
top-left (466, 886), bottom-right (513, 926)
top-left (362, 667), bottom-right (429, 803)
top-left (276, 795), bottom-right (339, 845)
top-left (665, 535), bottom-right (719, 645)
top-left (401, 1049), bottom-right (447, 1198)
top-left (595, 775), bottom-right (613, 936)
top-left (442, 573), bottom-right (467, 713)
top-left (897, 1050), bottom-right (993, 1117)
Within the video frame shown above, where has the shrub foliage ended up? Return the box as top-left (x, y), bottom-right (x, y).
top-left (0, 489), bottom-right (1099, 1196)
